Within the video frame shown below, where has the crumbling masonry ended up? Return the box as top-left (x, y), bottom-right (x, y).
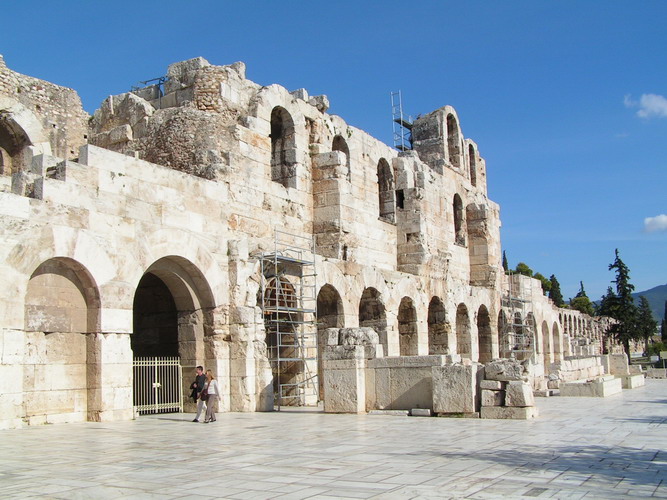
top-left (0, 56), bottom-right (620, 428)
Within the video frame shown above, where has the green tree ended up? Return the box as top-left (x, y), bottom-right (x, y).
top-left (534, 272), bottom-right (551, 296)
top-left (662, 300), bottom-right (667, 343)
top-left (570, 281), bottom-right (594, 316)
top-left (515, 262), bottom-right (533, 277)
top-left (596, 286), bottom-right (616, 317)
top-left (548, 274), bottom-right (565, 307)
top-left (637, 295), bottom-right (658, 355)
top-left (502, 251), bottom-right (509, 273)
top-left (604, 249), bottom-right (639, 361)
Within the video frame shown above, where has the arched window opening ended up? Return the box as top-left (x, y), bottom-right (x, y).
top-left (316, 284), bottom-right (344, 399)
top-left (446, 114), bottom-right (461, 169)
top-left (456, 303), bottom-right (471, 359)
top-left (477, 305), bottom-right (493, 363)
top-left (468, 144), bottom-right (477, 187)
top-left (359, 287), bottom-right (387, 355)
top-left (428, 297), bottom-right (450, 354)
top-left (0, 111), bottom-right (31, 175)
top-left (552, 322), bottom-right (561, 362)
top-left (398, 297), bottom-right (418, 356)
top-left (332, 135), bottom-right (351, 181)
top-left (377, 158), bottom-right (395, 223)
top-left (270, 107), bottom-right (297, 189)
top-left (453, 194), bottom-right (465, 246)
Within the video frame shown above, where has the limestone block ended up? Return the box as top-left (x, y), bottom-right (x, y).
top-left (339, 327), bottom-right (379, 347)
top-left (432, 364), bottom-right (482, 414)
top-left (368, 409), bottom-right (409, 416)
top-left (480, 406), bottom-right (539, 420)
top-left (324, 345), bottom-right (365, 361)
top-left (323, 358), bottom-right (365, 413)
top-left (622, 374), bottom-right (645, 389)
top-left (646, 368), bottom-right (667, 379)
top-left (411, 408), bottom-right (432, 417)
top-left (505, 381), bottom-right (535, 407)
top-left (629, 365), bottom-right (643, 375)
top-left (609, 354), bottom-right (630, 376)
top-left (560, 377), bottom-right (623, 397)
top-left (485, 359), bottom-right (526, 381)
top-left (481, 389), bottom-right (504, 407)
top-left (480, 380), bottom-right (504, 390)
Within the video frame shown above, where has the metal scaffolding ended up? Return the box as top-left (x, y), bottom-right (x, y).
top-left (391, 90), bottom-right (413, 151)
top-left (500, 272), bottom-right (535, 360)
top-left (259, 229), bottom-right (318, 408)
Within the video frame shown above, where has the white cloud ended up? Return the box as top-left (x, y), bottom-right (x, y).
top-left (644, 214), bottom-right (667, 232)
top-left (625, 93), bottom-right (667, 119)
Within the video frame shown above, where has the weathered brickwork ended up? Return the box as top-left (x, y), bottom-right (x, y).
top-left (0, 56), bottom-right (617, 429)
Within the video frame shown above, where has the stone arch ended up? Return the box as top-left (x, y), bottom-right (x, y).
top-left (468, 143), bottom-right (477, 187)
top-left (133, 256), bottom-right (216, 363)
top-left (552, 321), bottom-right (561, 362)
top-left (24, 257), bottom-right (101, 424)
top-left (398, 296), bottom-right (418, 356)
top-left (270, 106), bottom-right (297, 188)
top-left (540, 321), bottom-right (549, 356)
top-left (477, 305), bottom-right (493, 363)
top-left (377, 157), bottom-right (395, 223)
top-left (456, 303), bottom-right (471, 359)
top-left (0, 97), bottom-right (52, 175)
top-left (453, 193), bottom-right (465, 246)
top-left (542, 321), bottom-right (551, 366)
top-left (428, 296), bottom-right (450, 354)
top-left (316, 284), bottom-right (344, 397)
top-left (332, 134), bottom-right (351, 181)
top-left (359, 287), bottom-right (387, 355)
top-left (497, 310), bottom-right (508, 358)
top-left (446, 113), bottom-right (461, 169)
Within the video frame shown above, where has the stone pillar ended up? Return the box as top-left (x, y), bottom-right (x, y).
top-left (0, 329), bottom-right (24, 429)
top-left (86, 332), bottom-right (133, 422)
top-left (323, 346), bottom-right (366, 413)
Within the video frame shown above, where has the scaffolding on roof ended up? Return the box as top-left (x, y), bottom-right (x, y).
top-left (391, 91), bottom-right (413, 151)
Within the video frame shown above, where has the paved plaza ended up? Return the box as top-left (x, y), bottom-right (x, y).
top-left (1, 380), bottom-right (666, 499)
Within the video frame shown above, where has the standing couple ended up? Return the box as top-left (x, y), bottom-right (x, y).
top-left (190, 366), bottom-right (219, 423)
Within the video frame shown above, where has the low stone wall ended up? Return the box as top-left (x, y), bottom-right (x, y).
top-left (560, 376), bottom-right (622, 397)
top-left (548, 356), bottom-right (605, 388)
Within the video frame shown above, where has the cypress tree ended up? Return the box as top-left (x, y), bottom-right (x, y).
top-left (637, 296), bottom-right (657, 355)
top-left (606, 249), bottom-right (639, 361)
top-left (548, 274), bottom-right (564, 307)
top-left (502, 251), bottom-right (509, 273)
top-left (661, 300), bottom-right (667, 343)
top-left (570, 281), bottom-right (594, 316)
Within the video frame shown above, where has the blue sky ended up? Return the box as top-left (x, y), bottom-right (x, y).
top-left (2, 1), bottom-right (665, 301)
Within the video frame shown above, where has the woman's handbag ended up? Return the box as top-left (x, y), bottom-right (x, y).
top-left (200, 384), bottom-right (209, 402)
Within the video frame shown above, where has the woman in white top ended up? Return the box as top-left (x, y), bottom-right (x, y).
top-left (204, 370), bottom-right (219, 423)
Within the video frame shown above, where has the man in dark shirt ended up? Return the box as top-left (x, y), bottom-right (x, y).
top-left (191, 366), bottom-right (207, 422)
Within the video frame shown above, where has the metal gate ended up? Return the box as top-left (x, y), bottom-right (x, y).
top-left (132, 357), bottom-right (183, 415)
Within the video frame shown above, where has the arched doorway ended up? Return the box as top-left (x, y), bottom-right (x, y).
top-left (332, 135), bottom-right (351, 181)
top-left (456, 303), bottom-right (471, 359)
top-left (377, 158), bottom-right (395, 223)
top-left (398, 297), bottom-right (418, 356)
top-left (359, 287), bottom-right (387, 355)
top-left (316, 284), bottom-right (344, 398)
top-left (477, 305), bottom-right (493, 363)
top-left (552, 322), bottom-right (561, 362)
top-left (24, 258), bottom-right (100, 423)
top-left (428, 297), bottom-right (450, 354)
top-left (133, 256), bottom-right (215, 414)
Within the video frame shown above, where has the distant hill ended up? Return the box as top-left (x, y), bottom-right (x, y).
top-left (633, 284), bottom-right (667, 322)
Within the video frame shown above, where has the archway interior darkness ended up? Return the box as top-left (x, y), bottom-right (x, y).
top-left (270, 106), bottom-right (296, 188)
top-left (456, 304), bottom-right (471, 359)
top-left (398, 297), bottom-right (418, 356)
top-left (332, 135), bottom-right (351, 180)
top-left (428, 297), bottom-right (449, 355)
top-left (316, 284), bottom-right (344, 399)
top-left (446, 113), bottom-right (461, 169)
top-left (477, 306), bottom-right (492, 363)
top-left (132, 273), bottom-right (179, 357)
top-left (359, 287), bottom-right (387, 355)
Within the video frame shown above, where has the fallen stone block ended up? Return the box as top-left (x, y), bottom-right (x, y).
top-left (435, 412), bottom-right (480, 419)
top-left (432, 364), bottom-right (483, 414)
top-left (646, 368), bottom-right (667, 379)
top-left (560, 377), bottom-right (622, 397)
top-left (485, 359), bottom-right (526, 381)
top-left (480, 406), bottom-right (538, 420)
top-left (505, 381), bottom-right (535, 407)
top-left (410, 408), bottom-right (432, 417)
top-left (622, 374), bottom-right (645, 389)
top-left (368, 409), bottom-right (409, 416)
top-left (481, 389), bottom-right (504, 407)
top-left (480, 380), bottom-right (504, 390)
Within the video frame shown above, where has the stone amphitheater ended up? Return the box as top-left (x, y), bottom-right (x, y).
top-left (0, 55), bottom-right (635, 430)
